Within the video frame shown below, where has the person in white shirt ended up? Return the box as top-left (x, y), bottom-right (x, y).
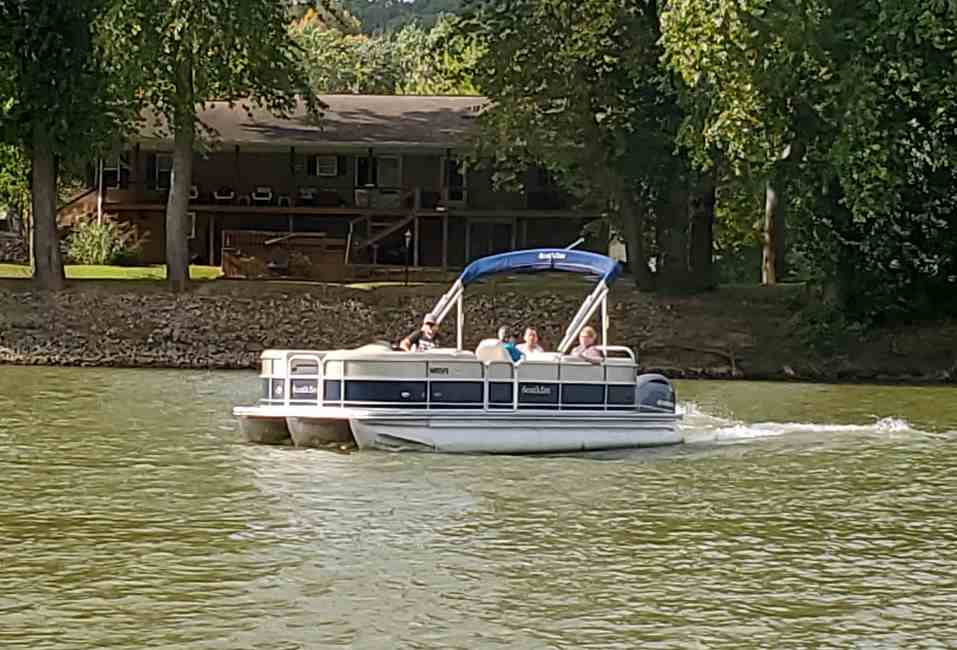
top-left (517, 327), bottom-right (545, 355)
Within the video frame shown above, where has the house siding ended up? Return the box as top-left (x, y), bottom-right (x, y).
top-left (68, 145), bottom-right (594, 269)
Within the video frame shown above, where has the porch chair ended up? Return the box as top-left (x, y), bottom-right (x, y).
top-left (213, 187), bottom-right (235, 204)
top-left (298, 186), bottom-right (318, 206)
top-left (251, 186), bottom-right (273, 204)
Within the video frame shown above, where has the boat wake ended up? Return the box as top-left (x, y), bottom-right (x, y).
top-left (677, 401), bottom-right (934, 445)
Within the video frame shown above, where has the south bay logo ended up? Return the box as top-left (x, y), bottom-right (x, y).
top-left (538, 252), bottom-right (567, 261)
top-left (521, 385), bottom-right (552, 395)
top-left (292, 383), bottom-right (317, 395)
top-left (430, 367), bottom-right (450, 375)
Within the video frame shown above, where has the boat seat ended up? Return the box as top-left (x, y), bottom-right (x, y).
top-left (475, 339), bottom-right (512, 363)
top-left (354, 341), bottom-right (393, 353)
top-left (524, 351), bottom-right (562, 362)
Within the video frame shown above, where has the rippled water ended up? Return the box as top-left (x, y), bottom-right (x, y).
top-left (1, 367), bottom-right (956, 649)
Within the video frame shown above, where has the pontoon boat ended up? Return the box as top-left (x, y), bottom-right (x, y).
top-left (233, 248), bottom-right (682, 453)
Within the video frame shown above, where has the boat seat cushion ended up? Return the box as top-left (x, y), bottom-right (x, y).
top-left (476, 339), bottom-right (512, 363)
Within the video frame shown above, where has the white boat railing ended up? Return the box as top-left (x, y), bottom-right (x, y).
top-left (260, 351), bottom-right (641, 412)
top-left (597, 346), bottom-right (636, 362)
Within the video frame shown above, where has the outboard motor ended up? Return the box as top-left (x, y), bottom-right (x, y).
top-left (636, 373), bottom-right (676, 414)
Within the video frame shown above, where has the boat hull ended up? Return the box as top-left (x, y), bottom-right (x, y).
top-left (350, 414), bottom-right (681, 453)
top-left (238, 414), bottom-right (291, 445)
top-left (286, 416), bottom-right (354, 448)
top-left (235, 405), bottom-right (681, 454)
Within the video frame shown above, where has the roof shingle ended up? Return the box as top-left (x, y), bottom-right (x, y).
top-left (138, 95), bottom-right (488, 149)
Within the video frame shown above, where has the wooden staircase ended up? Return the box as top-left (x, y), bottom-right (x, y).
top-left (345, 212), bottom-right (416, 266)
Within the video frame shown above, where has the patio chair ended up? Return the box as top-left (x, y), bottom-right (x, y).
top-left (251, 186), bottom-right (273, 204)
top-left (213, 187), bottom-right (235, 204)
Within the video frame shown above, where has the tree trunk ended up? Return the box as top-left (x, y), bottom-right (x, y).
top-left (166, 57), bottom-right (194, 292)
top-left (30, 127), bottom-right (65, 291)
top-left (657, 181), bottom-right (690, 291)
top-left (689, 173), bottom-right (716, 291)
top-left (762, 176), bottom-right (780, 285)
top-left (620, 191), bottom-right (654, 290)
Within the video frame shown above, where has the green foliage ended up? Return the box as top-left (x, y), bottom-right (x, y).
top-left (392, 19), bottom-right (480, 95)
top-left (462, 1), bottom-right (677, 194)
top-left (0, 145), bottom-right (29, 220)
top-left (459, 0), bottom-right (693, 292)
top-left (661, 0), bottom-right (957, 322)
top-left (295, 21), bottom-right (403, 93)
top-left (0, 1), bottom-right (119, 156)
top-left (342, 0), bottom-right (464, 33)
top-left (65, 214), bottom-right (148, 266)
top-left (293, 16), bottom-right (478, 94)
top-left (102, 0), bottom-right (316, 127)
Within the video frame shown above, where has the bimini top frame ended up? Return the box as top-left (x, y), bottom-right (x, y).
top-left (428, 248), bottom-right (622, 354)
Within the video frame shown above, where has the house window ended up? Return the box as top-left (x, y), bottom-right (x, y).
top-left (356, 155), bottom-right (400, 189)
top-left (102, 153), bottom-right (131, 190)
top-left (155, 153), bottom-right (173, 190)
top-left (377, 156), bottom-right (400, 189)
top-left (0, 207), bottom-right (9, 232)
top-left (443, 158), bottom-right (467, 203)
top-left (309, 154), bottom-right (338, 177)
top-left (186, 211), bottom-right (197, 239)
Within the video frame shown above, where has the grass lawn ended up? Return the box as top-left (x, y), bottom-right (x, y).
top-left (0, 264), bottom-right (222, 280)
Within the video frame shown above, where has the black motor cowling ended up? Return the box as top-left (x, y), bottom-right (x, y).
top-left (636, 374), bottom-right (676, 413)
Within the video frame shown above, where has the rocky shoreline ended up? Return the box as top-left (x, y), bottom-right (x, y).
top-left (1, 281), bottom-right (955, 384)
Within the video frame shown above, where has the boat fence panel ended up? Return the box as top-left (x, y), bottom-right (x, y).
top-left (323, 360), bottom-right (345, 379)
top-left (258, 350), bottom-right (648, 413)
top-left (516, 362), bottom-right (559, 381)
top-left (486, 362), bottom-right (514, 380)
top-left (605, 364), bottom-right (636, 383)
top-left (558, 362), bottom-right (605, 383)
top-left (346, 360), bottom-right (427, 379)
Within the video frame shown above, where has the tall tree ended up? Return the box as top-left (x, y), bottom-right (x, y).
top-left (661, 0), bottom-right (831, 286)
top-left (663, 0), bottom-right (957, 319)
top-left (0, 0), bottom-right (115, 290)
top-left (103, 0), bottom-right (319, 291)
top-left (460, 0), bottom-right (710, 291)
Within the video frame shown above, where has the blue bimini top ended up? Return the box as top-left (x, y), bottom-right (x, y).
top-left (457, 248), bottom-right (621, 287)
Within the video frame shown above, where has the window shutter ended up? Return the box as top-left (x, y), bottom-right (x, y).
top-left (337, 155), bottom-right (346, 176)
top-left (306, 155), bottom-right (317, 176)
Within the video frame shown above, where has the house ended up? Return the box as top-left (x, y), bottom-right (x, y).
top-left (76, 95), bottom-right (600, 280)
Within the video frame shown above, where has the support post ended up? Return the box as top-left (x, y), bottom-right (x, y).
top-left (133, 144), bottom-right (142, 201)
top-left (413, 216), bottom-right (420, 267)
top-left (208, 213), bottom-right (216, 265)
top-left (456, 294), bottom-right (464, 351)
top-left (233, 144), bottom-right (240, 196)
top-left (510, 215), bottom-right (517, 250)
top-left (441, 213), bottom-right (448, 270)
top-left (464, 216), bottom-right (470, 262)
top-left (96, 158), bottom-right (104, 224)
top-left (601, 295), bottom-right (608, 351)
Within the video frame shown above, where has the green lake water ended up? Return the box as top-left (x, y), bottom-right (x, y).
top-left (1, 367), bottom-right (956, 649)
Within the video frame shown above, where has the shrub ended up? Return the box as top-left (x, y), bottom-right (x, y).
top-left (65, 213), bottom-right (148, 266)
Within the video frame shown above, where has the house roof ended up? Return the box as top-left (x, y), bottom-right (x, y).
top-left (137, 95), bottom-right (489, 150)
